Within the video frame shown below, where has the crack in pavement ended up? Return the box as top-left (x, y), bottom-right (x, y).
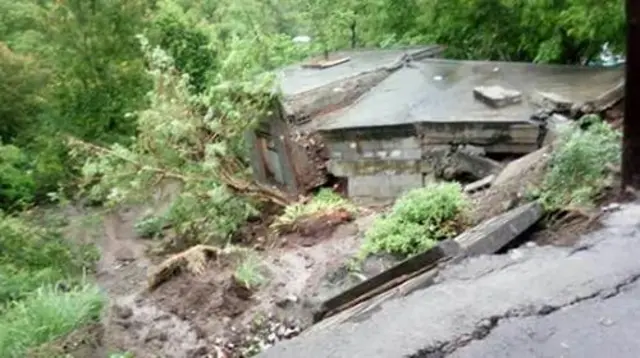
top-left (408, 271), bottom-right (640, 358)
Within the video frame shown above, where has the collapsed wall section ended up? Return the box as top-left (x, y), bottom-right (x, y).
top-left (320, 121), bottom-right (540, 201)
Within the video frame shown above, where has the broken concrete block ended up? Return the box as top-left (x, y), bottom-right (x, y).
top-left (542, 113), bottom-right (573, 146)
top-left (473, 85), bottom-right (523, 108)
top-left (531, 91), bottom-right (574, 112)
top-left (455, 201), bottom-right (543, 257)
top-left (494, 146), bottom-right (550, 186)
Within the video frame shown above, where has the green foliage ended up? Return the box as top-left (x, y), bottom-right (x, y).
top-left (134, 213), bottom-right (167, 239)
top-left (406, 0), bottom-right (624, 63)
top-left (0, 144), bottom-right (35, 209)
top-left (0, 284), bottom-right (105, 358)
top-left (234, 253), bottom-right (266, 290)
top-left (0, 43), bottom-right (47, 143)
top-left (539, 115), bottom-right (621, 210)
top-left (150, 0), bottom-right (218, 93)
top-left (360, 183), bottom-right (468, 258)
top-left (0, 211), bottom-right (98, 304)
top-left (70, 37), bottom-right (278, 247)
top-left (110, 353), bottom-right (135, 358)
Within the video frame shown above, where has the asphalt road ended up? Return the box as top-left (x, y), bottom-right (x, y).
top-left (258, 202), bottom-right (640, 358)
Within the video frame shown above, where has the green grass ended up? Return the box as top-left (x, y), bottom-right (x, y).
top-left (234, 253), bottom-right (266, 290)
top-left (0, 284), bottom-right (105, 358)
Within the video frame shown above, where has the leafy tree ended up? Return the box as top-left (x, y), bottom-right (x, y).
top-left (41, 0), bottom-right (150, 144)
top-left (0, 43), bottom-right (47, 144)
top-left (409, 0), bottom-right (625, 63)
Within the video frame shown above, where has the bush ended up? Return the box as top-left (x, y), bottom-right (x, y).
top-left (0, 284), bottom-right (105, 358)
top-left (0, 143), bottom-right (35, 209)
top-left (134, 213), bottom-right (167, 239)
top-left (360, 182), bottom-right (467, 258)
top-left (539, 115), bottom-right (621, 211)
top-left (0, 212), bottom-right (98, 304)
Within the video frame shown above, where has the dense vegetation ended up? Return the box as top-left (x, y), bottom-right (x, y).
top-left (0, 0), bottom-right (625, 355)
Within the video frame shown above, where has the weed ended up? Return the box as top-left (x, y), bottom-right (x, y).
top-left (110, 353), bottom-right (135, 358)
top-left (538, 115), bottom-right (620, 211)
top-left (234, 253), bottom-right (266, 290)
top-left (0, 284), bottom-right (105, 358)
top-left (359, 182), bottom-right (467, 259)
top-left (271, 189), bottom-right (356, 234)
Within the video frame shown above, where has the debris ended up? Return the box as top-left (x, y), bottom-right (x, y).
top-left (494, 146), bottom-right (550, 186)
top-left (301, 56), bottom-right (351, 69)
top-left (473, 85), bottom-right (523, 108)
top-left (147, 245), bottom-right (245, 290)
top-left (464, 175), bottom-right (495, 194)
top-left (603, 203), bottom-right (621, 212)
top-left (531, 91), bottom-right (574, 112)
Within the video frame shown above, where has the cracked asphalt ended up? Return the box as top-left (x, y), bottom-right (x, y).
top-left (258, 202), bottom-right (640, 358)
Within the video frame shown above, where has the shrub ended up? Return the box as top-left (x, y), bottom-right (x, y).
top-left (234, 253), bottom-right (266, 290)
top-left (0, 284), bottom-right (105, 358)
top-left (0, 143), bottom-right (36, 209)
top-left (539, 115), bottom-right (621, 211)
top-left (360, 182), bottom-right (467, 258)
top-left (0, 212), bottom-right (98, 304)
top-left (134, 213), bottom-right (167, 239)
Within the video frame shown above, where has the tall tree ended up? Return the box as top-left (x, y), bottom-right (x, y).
top-left (622, 0), bottom-right (640, 189)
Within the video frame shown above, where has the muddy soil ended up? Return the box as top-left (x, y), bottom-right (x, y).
top-left (48, 202), bottom-right (384, 358)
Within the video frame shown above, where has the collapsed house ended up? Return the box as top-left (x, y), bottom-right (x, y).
top-left (247, 46), bottom-right (624, 201)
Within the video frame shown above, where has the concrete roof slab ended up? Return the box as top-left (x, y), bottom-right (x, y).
top-left (317, 59), bottom-right (624, 131)
top-left (277, 46), bottom-right (442, 96)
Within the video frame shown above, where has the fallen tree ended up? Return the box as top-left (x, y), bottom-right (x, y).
top-left (69, 36), bottom-right (294, 249)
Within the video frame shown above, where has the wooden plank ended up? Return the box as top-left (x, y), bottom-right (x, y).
top-left (312, 239), bottom-right (461, 322)
top-left (455, 201), bottom-right (543, 256)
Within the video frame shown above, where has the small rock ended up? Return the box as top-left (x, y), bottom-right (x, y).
top-left (112, 304), bottom-right (134, 320)
top-left (186, 346), bottom-right (208, 358)
top-left (473, 85), bottom-right (522, 108)
top-left (276, 295), bottom-right (299, 308)
top-left (509, 249), bottom-right (524, 260)
top-left (276, 325), bottom-right (287, 338)
top-left (599, 317), bottom-right (615, 327)
top-left (144, 328), bottom-right (168, 343)
top-left (113, 319), bottom-right (131, 329)
top-left (283, 327), bottom-right (300, 339)
top-left (603, 203), bottom-right (621, 212)
top-left (525, 242), bottom-right (537, 248)
top-left (267, 333), bottom-right (277, 343)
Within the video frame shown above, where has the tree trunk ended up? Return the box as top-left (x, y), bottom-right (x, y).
top-left (622, 0), bottom-right (640, 190)
top-left (350, 20), bottom-right (357, 48)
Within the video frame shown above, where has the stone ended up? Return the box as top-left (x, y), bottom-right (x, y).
top-left (112, 304), bottom-right (133, 320)
top-left (473, 85), bottom-right (523, 108)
